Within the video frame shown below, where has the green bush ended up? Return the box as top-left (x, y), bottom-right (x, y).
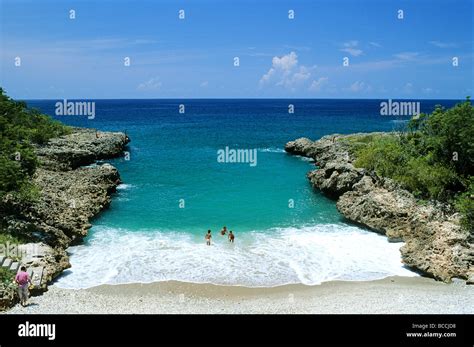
top-left (354, 136), bottom-right (407, 178)
top-left (0, 88), bottom-right (70, 202)
top-left (408, 100), bottom-right (474, 176)
top-left (0, 232), bottom-right (24, 246)
top-left (400, 158), bottom-right (459, 201)
top-left (0, 267), bottom-right (15, 286)
top-left (456, 178), bottom-right (474, 231)
top-left (340, 133), bottom-right (385, 155)
top-left (350, 99), bottom-right (473, 231)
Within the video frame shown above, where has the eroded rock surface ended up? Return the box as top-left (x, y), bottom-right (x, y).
top-left (286, 134), bottom-right (473, 282)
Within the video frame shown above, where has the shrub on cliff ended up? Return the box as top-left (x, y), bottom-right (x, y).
top-left (456, 178), bottom-right (474, 231)
top-left (0, 267), bottom-right (15, 286)
top-left (0, 88), bottom-right (70, 202)
top-left (352, 99), bottom-right (473, 231)
top-left (407, 98), bottom-right (473, 178)
top-left (353, 136), bottom-right (407, 179)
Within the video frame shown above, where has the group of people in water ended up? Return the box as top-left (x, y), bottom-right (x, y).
top-left (205, 226), bottom-right (234, 245)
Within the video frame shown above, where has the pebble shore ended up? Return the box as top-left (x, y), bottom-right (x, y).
top-left (5, 276), bottom-right (473, 314)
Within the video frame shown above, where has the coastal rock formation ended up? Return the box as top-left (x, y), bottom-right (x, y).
top-left (36, 128), bottom-right (129, 170)
top-left (14, 163), bottom-right (122, 247)
top-left (1, 128), bottom-right (129, 299)
top-left (0, 284), bottom-right (16, 311)
top-left (17, 243), bottom-right (70, 291)
top-left (285, 134), bottom-right (473, 282)
top-left (286, 135), bottom-right (368, 198)
top-left (337, 176), bottom-right (418, 240)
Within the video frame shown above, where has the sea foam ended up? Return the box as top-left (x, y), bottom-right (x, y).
top-left (55, 224), bottom-right (417, 289)
top-left (258, 148), bottom-right (286, 153)
top-left (116, 184), bottom-right (135, 190)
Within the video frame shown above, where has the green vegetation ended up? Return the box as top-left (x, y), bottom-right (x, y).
top-left (456, 178), bottom-right (474, 231)
top-left (0, 267), bottom-right (15, 286)
top-left (0, 233), bottom-right (24, 246)
top-left (0, 88), bottom-right (71, 203)
top-left (347, 99), bottom-right (473, 231)
top-left (0, 232), bottom-right (27, 262)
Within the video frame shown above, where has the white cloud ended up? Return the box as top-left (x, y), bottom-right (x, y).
top-left (369, 42), bottom-right (382, 48)
top-left (248, 52), bottom-right (274, 57)
top-left (133, 39), bottom-right (158, 45)
top-left (403, 82), bottom-right (414, 93)
top-left (283, 44), bottom-right (311, 52)
top-left (200, 81), bottom-right (209, 87)
top-left (260, 68), bottom-right (276, 84)
top-left (272, 51), bottom-right (298, 70)
top-left (309, 77), bottom-right (329, 92)
top-left (341, 47), bottom-right (363, 57)
top-left (344, 40), bottom-right (359, 47)
top-left (340, 41), bottom-right (363, 57)
top-left (394, 52), bottom-right (419, 60)
top-left (259, 52), bottom-right (317, 90)
top-left (345, 81), bottom-right (372, 93)
top-left (137, 77), bottom-right (162, 91)
top-left (429, 41), bottom-right (456, 48)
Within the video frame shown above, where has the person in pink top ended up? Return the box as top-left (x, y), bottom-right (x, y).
top-left (15, 266), bottom-right (32, 307)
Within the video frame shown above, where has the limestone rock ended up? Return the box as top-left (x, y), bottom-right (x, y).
top-left (285, 132), bottom-right (473, 282)
top-left (36, 127), bottom-right (130, 170)
top-left (18, 243), bottom-right (70, 289)
top-left (1, 127), bottom-right (129, 299)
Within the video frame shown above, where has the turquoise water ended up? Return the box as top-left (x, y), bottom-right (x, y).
top-left (26, 99), bottom-right (458, 287)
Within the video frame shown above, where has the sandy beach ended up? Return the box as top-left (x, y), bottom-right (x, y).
top-left (4, 276), bottom-right (473, 314)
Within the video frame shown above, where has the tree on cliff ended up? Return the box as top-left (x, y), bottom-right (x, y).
top-left (0, 88), bottom-right (70, 202)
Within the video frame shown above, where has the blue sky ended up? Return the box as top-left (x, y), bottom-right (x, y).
top-left (0, 0), bottom-right (472, 99)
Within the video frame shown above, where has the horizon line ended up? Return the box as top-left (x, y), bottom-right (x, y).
top-left (21, 97), bottom-right (470, 102)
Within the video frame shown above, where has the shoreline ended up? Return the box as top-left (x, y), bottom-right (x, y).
top-left (5, 275), bottom-right (474, 314)
top-left (54, 222), bottom-right (416, 289)
top-left (3, 129), bottom-right (471, 313)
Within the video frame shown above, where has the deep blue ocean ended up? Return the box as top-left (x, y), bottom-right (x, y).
top-left (26, 99), bottom-right (460, 287)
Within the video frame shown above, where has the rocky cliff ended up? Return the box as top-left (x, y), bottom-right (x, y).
top-left (1, 128), bottom-right (130, 294)
top-left (285, 134), bottom-right (473, 283)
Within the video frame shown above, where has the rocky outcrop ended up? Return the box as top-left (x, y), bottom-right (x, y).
top-left (337, 175), bottom-right (419, 240)
top-left (285, 134), bottom-right (473, 282)
top-left (36, 128), bottom-right (129, 170)
top-left (0, 127), bottom-right (129, 308)
top-left (6, 163), bottom-right (122, 248)
top-left (3, 128), bottom-right (129, 246)
top-left (286, 134), bottom-right (376, 198)
top-left (0, 284), bottom-right (16, 311)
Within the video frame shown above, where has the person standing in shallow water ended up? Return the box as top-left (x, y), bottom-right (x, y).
top-left (205, 230), bottom-right (212, 245)
top-left (220, 226), bottom-right (227, 236)
top-left (228, 230), bottom-right (235, 243)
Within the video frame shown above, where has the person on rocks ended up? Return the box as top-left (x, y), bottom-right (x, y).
top-left (205, 230), bottom-right (212, 246)
top-left (15, 266), bottom-right (32, 307)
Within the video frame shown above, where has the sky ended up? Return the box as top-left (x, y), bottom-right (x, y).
top-left (0, 0), bottom-right (472, 99)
